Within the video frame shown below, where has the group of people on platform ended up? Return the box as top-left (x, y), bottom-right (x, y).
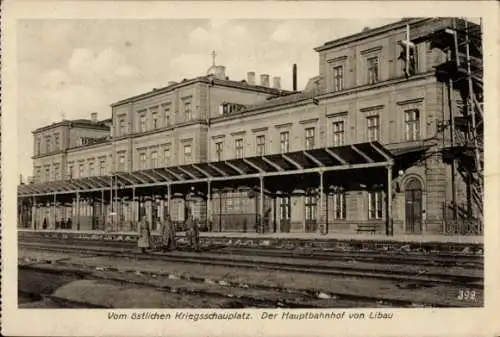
top-left (137, 207), bottom-right (200, 253)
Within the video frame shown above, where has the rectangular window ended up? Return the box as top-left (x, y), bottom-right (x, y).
top-left (36, 138), bottom-right (41, 155)
top-left (140, 153), bottom-right (147, 169)
top-left (332, 192), bottom-right (346, 220)
top-left (45, 136), bottom-right (51, 153)
top-left (404, 109), bottom-right (420, 141)
top-left (119, 118), bottom-right (126, 136)
top-left (67, 165), bottom-right (74, 179)
top-left (367, 56), bottom-right (379, 84)
top-left (99, 160), bottom-right (106, 175)
top-left (332, 121), bottom-right (345, 147)
top-left (367, 116), bottom-right (380, 142)
top-left (78, 164), bottom-right (84, 178)
top-left (139, 115), bottom-right (147, 133)
top-left (215, 142), bottom-right (224, 161)
top-left (45, 167), bottom-right (51, 181)
top-left (368, 191), bottom-right (383, 220)
top-left (183, 144), bottom-right (192, 163)
top-left (234, 138), bottom-right (244, 159)
top-left (54, 134), bottom-right (60, 151)
top-left (151, 151), bottom-right (158, 168)
top-left (305, 195), bottom-right (317, 221)
top-left (280, 131), bottom-right (290, 153)
top-left (163, 106), bottom-right (171, 127)
top-left (152, 113), bottom-right (159, 129)
top-left (184, 102), bottom-right (192, 121)
top-left (279, 197), bottom-right (291, 221)
top-left (164, 147), bottom-right (171, 166)
top-left (305, 128), bottom-right (315, 150)
top-left (333, 65), bottom-right (344, 91)
top-left (54, 165), bottom-right (60, 180)
top-left (256, 135), bottom-right (265, 156)
top-left (118, 155), bottom-right (125, 171)
top-left (88, 162), bottom-right (95, 176)
top-left (35, 168), bottom-right (41, 181)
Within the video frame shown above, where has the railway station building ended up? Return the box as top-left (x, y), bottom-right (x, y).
top-left (17, 17), bottom-right (483, 237)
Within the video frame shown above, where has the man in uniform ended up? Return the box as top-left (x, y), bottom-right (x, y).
top-left (137, 215), bottom-right (151, 253)
top-left (161, 213), bottom-right (176, 251)
top-left (185, 208), bottom-right (200, 251)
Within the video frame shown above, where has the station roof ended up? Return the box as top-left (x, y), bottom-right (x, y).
top-left (18, 142), bottom-right (394, 197)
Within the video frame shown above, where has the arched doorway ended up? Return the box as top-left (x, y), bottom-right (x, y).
top-left (405, 178), bottom-right (423, 233)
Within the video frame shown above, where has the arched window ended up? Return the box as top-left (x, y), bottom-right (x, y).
top-left (405, 178), bottom-right (422, 191)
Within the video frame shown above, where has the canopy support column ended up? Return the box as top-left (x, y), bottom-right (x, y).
top-left (53, 193), bottom-right (57, 230)
top-left (76, 192), bottom-right (80, 231)
top-left (259, 176), bottom-right (264, 233)
top-left (101, 189), bottom-right (105, 230)
top-left (132, 187), bottom-right (136, 230)
top-left (207, 180), bottom-right (212, 231)
top-left (167, 184), bottom-right (171, 217)
top-left (32, 196), bottom-right (36, 229)
top-left (386, 165), bottom-right (393, 236)
top-left (272, 195), bottom-right (277, 233)
top-left (319, 171), bottom-right (325, 234)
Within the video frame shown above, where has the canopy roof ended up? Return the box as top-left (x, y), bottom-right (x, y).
top-left (18, 142), bottom-right (393, 197)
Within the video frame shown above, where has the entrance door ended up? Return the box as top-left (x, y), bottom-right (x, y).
top-left (279, 196), bottom-right (291, 232)
top-left (405, 178), bottom-right (423, 233)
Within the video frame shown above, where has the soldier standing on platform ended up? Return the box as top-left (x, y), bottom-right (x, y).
top-left (185, 207), bottom-right (200, 251)
top-left (161, 214), bottom-right (176, 251)
top-left (138, 215), bottom-right (151, 253)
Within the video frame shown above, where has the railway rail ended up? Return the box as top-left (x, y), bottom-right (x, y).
top-left (19, 262), bottom-right (443, 309)
top-left (20, 240), bottom-right (483, 288)
top-left (20, 236), bottom-right (484, 269)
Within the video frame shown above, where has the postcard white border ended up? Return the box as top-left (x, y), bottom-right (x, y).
top-left (2, 1), bottom-right (499, 336)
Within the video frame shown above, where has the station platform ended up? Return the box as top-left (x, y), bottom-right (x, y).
top-left (18, 229), bottom-right (483, 244)
top-left (18, 228), bottom-right (483, 253)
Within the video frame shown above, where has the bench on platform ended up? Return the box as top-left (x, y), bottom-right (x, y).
top-left (356, 223), bottom-right (378, 234)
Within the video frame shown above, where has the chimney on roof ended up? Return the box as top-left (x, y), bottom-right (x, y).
top-left (293, 64), bottom-right (297, 91)
top-left (247, 72), bottom-right (256, 85)
top-left (215, 65), bottom-right (226, 80)
top-left (90, 112), bottom-right (98, 122)
top-left (272, 76), bottom-right (281, 89)
top-left (260, 74), bottom-right (270, 87)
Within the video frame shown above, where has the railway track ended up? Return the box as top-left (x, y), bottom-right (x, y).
top-left (20, 262), bottom-right (446, 308)
top-left (20, 236), bottom-right (484, 269)
top-left (20, 241), bottom-right (483, 288)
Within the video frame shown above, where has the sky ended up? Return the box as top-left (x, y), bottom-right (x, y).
top-left (17, 18), bottom-right (400, 179)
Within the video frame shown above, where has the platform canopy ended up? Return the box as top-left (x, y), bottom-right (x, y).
top-left (18, 141), bottom-right (394, 197)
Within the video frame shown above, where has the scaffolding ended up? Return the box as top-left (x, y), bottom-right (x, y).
top-left (429, 18), bottom-right (484, 233)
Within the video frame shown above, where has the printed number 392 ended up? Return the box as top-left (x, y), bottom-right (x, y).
top-left (458, 289), bottom-right (476, 301)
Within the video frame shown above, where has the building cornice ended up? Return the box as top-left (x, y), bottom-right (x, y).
top-left (327, 56), bottom-right (348, 64)
top-left (31, 150), bottom-right (65, 160)
top-left (230, 130), bottom-right (246, 137)
top-left (360, 104), bottom-right (385, 113)
top-left (274, 123), bottom-right (293, 129)
top-left (33, 121), bottom-right (110, 134)
top-left (299, 118), bottom-right (319, 125)
top-left (251, 127), bottom-right (268, 133)
top-left (110, 77), bottom-right (292, 108)
top-left (396, 97), bottom-right (425, 105)
top-left (326, 111), bottom-right (348, 118)
top-left (314, 18), bottom-right (432, 52)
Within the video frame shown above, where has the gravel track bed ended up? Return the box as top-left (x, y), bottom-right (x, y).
top-left (19, 248), bottom-right (484, 308)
